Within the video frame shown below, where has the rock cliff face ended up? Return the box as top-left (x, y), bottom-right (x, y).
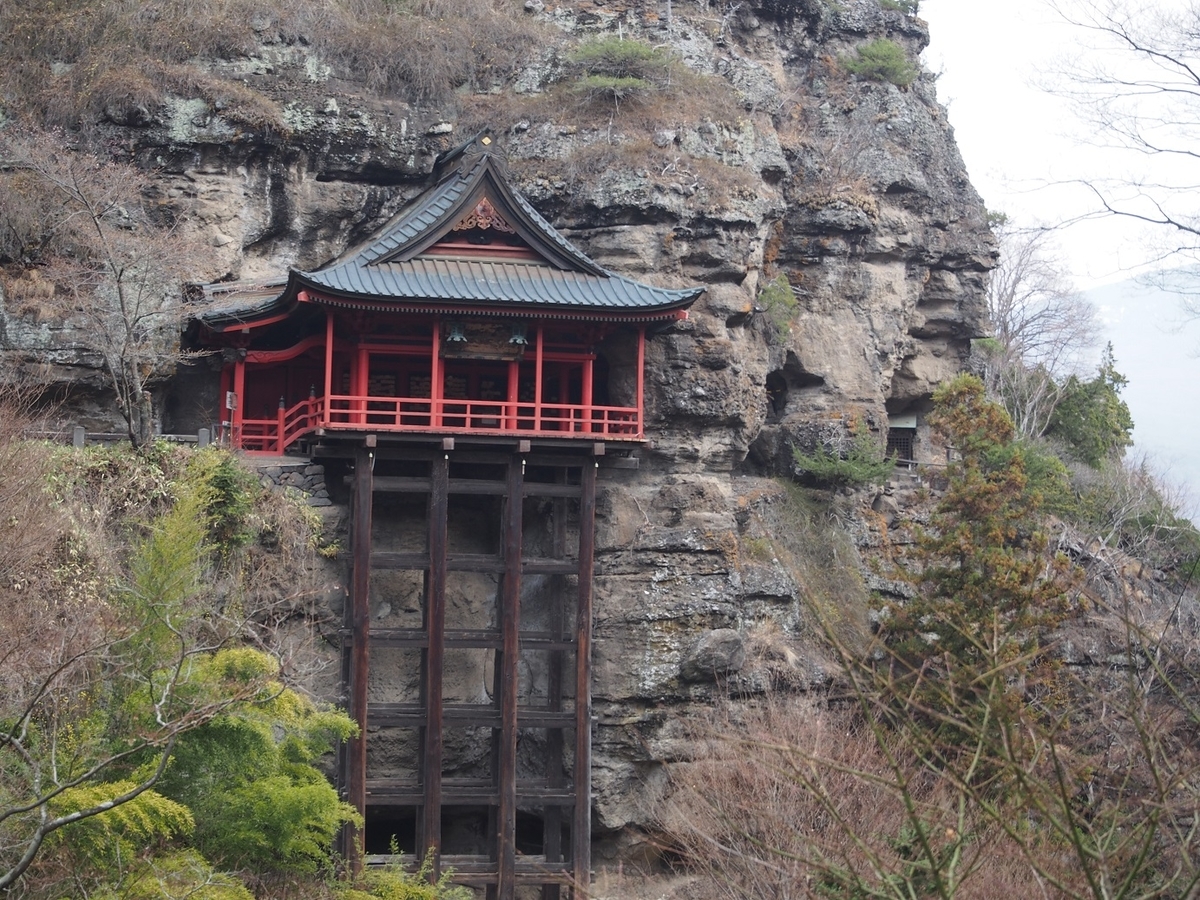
top-left (0, 0), bottom-right (994, 863)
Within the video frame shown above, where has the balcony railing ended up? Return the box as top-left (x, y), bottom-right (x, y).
top-left (234, 394), bottom-right (640, 455)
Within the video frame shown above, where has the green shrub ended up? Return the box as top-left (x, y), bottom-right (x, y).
top-left (92, 850), bottom-right (253, 900)
top-left (155, 665), bottom-right (359, 875)
top-left (792, 422), bottom-right (893, 489)
top-left (758, 274), bottom-right (798, 337)
top-left (880, 0), bottom-right (919, 12)
top-left (50, 783), bottom-right (194, 869)
top-left (842, 38), bottom-right (919, 87)
top-left (343, 854), bottom-right (473, 900)
top-left (183, 449), bottom-right (259, 554)
top-left (566, 37), bottom-right (674, 81)
top-left (566, 37), bottom-right (676, 110)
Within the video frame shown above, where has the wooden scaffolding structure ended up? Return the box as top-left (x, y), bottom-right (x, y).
top-left (336, 438), bottom-right (602, 899)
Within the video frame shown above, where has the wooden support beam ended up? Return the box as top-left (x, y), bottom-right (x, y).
top-left (542, 480), bottom-right (568, 900)
top-left (498, 453), bottom-right (524, 900)
top-left (423, 453), bottom-right (449, 878)
top-left (573, 460), bottom-right (597, 897)
top-left (348, 447), bottom-right (373, 874)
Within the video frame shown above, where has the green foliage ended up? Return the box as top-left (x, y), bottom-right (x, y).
top-left (50, 782), bottom-right (194, 868)
top-left (887, 377), bottom-right (1072, 656)
top-left (566, 37), bottom-right (675, 109)
top-left (758, 273), bottom-right (798, 337)
top-left (567, 36), bottom-right (674, 80)
top-left (344, 854), bottom-right (473, 900)
top-left (1006, 438), bottom-right (1073, 516)
top-left (155, 659), bottom-right (359, 874)
top-left (880, 0), bottom-right (919, 11)
top-left (182, 449), bottom-right (259, 554)
top-left (792, 421), bottom-right (893, 489)
top-left (92, 850), bottom-right (253, 900)
top-left (842, 38), bottom-right (919, 87)
top-left (1045, 344), bottom-right (1134, 467)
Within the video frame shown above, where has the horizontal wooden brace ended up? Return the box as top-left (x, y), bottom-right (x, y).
top-left (367, 703), bottom-right (576, 729)
top-left (362, 856), bottom-right (573, 883)
top-left (368, 552), bottom-right (577, 574)
top-left (365, 778), bottom-right (576, 806)
top-left (342, 627), bottom-right (578, 649)
top-left (359, 476), bottom-right (583, 498)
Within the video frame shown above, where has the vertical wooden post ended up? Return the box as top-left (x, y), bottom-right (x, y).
top-left (348, 446), bottom-right (374, 874)
top-left (324, 310), bottom-right (334, 428)
top-left (573, 459), bottom-right (597, 897)
top-left (276, 397), bottom-right (286, 455)
top-left (498, 454), bottom-right (524, 900)
top-left (431, 324), bottom-right (443, 429)
top-left (232, 357), bottom-right (246, 449)
top-left (356, 346), bottom-right (370, 426)
top-left (218, 364), bottom-right (231, 444)
top-left (635, 327), bottom-right (646, 438)
top-left (506, 359), bottom-right (520, 430)
top-left (423, 453), bottom-right (449, 877)
top-left (581, 356), bottom-right (594, 434)
top-left (533, 325), bottom-right (544, 433)
top-left (542, 470), bottom-right (568, 900)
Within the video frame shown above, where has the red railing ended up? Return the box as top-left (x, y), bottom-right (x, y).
top-left (234, 394), bottom-right (640, 455)
top-left (238, 396), bottom-right (325, 455)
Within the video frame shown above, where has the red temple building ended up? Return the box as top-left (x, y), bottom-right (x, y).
top-left (189, 134), bottom-right (702, 900)
top-left (192, 135), bottom-right (701, 456)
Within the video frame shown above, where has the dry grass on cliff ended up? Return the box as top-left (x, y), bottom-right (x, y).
top-left (0, 0), bottom-right (546, 129)
top-left (662, 696), bottom-right (1082, 900)
top-left (754, 481), bottom-right (873, 652)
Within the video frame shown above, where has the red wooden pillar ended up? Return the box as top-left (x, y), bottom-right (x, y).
top-left (232, 357), bottom-right (246, 449)
top-left (506, 359), bottom-right (520, 430)
top-left (276, 397), bottom-right (286, 455)
top-left (355, 346), bottom-right (370, 426)
top-left (573, 458), bottom-right (597, 896)
top-left (431, 324), bottom-right (443, 429)
top-left (348, 446), bottom-right (373, 874)
top-left (324, 310), bottom-right (334, 428)
top-left (533, 325), bottom-right (544, 433)
top-left (581, 356), bottom-right (594, 435)
top-left (635, 327), bottom-right (646, 438)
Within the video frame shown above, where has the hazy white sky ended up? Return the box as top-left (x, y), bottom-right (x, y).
top-left (920, 0), bottom-right (1200, 504)
top-left (920, 0), bottom-right (1178, 288)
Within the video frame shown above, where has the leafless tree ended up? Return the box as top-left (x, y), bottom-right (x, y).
top-left (1049, 0), bottom-right (1200, 287)
top-left (0, 130), bottom-right (200, 447)
top-left (978, 219), bottom-right (1100, 438)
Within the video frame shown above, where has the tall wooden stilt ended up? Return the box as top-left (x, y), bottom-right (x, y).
top-left (498, 454), bottom-right (524, 900)
top-left (349, 446), bottom-right (374, 874)
top-left (423, 453), bottom-right (449, 876)
top-left (573, 459), bottom-right (597, 896)
top-left (543, 478), bottom-right (568, 900)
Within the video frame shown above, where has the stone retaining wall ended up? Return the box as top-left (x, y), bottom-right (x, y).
top-left (253, 461), bottom-right (331, 506)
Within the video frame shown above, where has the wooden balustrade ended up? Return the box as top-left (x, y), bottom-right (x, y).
top-left (235, 394), bottom-right (640, 455)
